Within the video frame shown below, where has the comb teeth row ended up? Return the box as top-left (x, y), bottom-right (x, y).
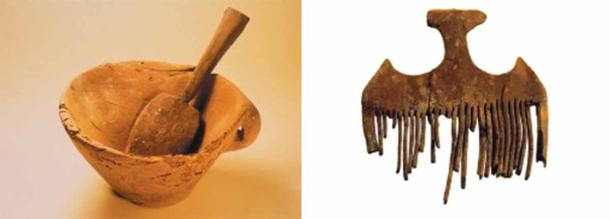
top-left (362, 98), bottom-right (548, 203)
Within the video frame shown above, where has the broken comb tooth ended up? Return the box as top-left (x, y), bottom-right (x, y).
top-left (361, 9), bottom-right (548, 203)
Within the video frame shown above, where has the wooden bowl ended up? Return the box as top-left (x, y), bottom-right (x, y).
top-left (59, 61), bottom-right (261, 207)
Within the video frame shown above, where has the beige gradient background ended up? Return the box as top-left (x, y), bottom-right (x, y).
top-left (0, 0), bottom-right (300, 218)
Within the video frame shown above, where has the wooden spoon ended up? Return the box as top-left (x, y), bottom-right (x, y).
top-left (124, 8), bottom-right (249, 156)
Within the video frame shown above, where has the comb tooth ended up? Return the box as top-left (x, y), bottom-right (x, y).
top-left (525, 102), bottom-right (534, 180)
top-left (469, 105), bottom-right (477, 131)
top-left (508, 100), bottom-right (516, 176)
top-left (443, 150), bottom-right (455, 204)
top-left (509, 99), bottom-right (518, 175)
top-left (510, 99), bottom-right (521, 172)
top-left (495, 99), bottom-right (505, 176)
top-left (411, 113), bottom-right (419, 168)
top-left (506, 100), bottom-right (513, 176)
top-left (381, 112), bottom-right (388, 138)
top-left (510, 101), bottom-right (519, 171)
top-left (516, 100), bottom-right (528, 174)
top-left (409, 111), bottom-right (417, 174)
top-left (484, 103), bottom-right (493, 177)
top-left (450, 107), bottom-right (457, 168)
top-left (443, 150), bottom-right (454, 204)
top-left (510, 100), bottom-right (519, 171)
top-left (501, 99), bottom-right (511, 176)
top-left (513, 99), bottom-right (521, 171)
top-left (504, 100), bottom-right (511, 176)
top-left (455, 104), bottom-right (465, 173)
top-left (444, 106), bottom-right (459, 204)
top-left (434, 110), bottom-right (441, 149)
top-left (416, 114), bottom-right (422, 167)
top-left (403, 112), bottom-right (413, 174)
top-left (396, 113), bottom-right (403, 174)
top-left (403, 110), bottom-right (410, 180)
top-left (392, 111), bottom-right (397, 129)
top-left (429, 108), bottom-right (437, 163)
top-left (476, 104), bottom-right (486, 179)
top-left (419, 113), bottom-right (426, 153)
top-left (501, 99), bottom-right (509, 176)
top-left (491, 101), bottom-right (500, 175)
top-left (376, 111), bottom-right (384, 155)
top-left (519, 101), bottom-right (527, 166)
top-left (412, 114), bottom-right (423, 168)
top-left (536, 101), bottom-right (548, 166)
top-left (363, 110), bottom-right (378, 154)
top-left (514, 99), bottom-right (524, 171)
top-left (409, 113), bottom-right (417, 170)
top-left (452, 106), bottom-right (461, 172)
top-left (506, 100), bottom-right (517, 177)
top-left (373, 110), bottom-right (380, 153)
top-left (461, 104), bottom-right (470, 189)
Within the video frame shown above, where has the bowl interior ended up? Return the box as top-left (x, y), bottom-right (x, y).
top-left (62, 61), bottom-right (258, 154)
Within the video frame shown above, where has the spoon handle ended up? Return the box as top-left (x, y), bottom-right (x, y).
top-left (183, 7), bottom-right (249, 102)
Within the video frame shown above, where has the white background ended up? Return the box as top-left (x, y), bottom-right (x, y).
top-left (303, 0), bottom-right (610, 218)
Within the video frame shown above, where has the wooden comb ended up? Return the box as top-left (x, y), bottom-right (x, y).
top-left (361, 9), bottom-right (548, 203)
